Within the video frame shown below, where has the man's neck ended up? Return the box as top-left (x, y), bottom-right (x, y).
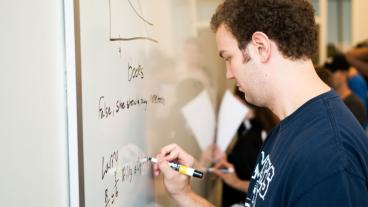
top-left (267, 60), bottom-right (331, 120)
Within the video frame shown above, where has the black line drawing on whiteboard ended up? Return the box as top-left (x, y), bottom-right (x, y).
top-left (109, 0), bottom-right (158, 43)
top-left (110, 36), bottom-right (158, 42)
top-left (127, 0), bottom-right (153, 26)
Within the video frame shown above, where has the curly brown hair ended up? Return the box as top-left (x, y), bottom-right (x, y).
top-left (210, 0), bottom-right (317, 60)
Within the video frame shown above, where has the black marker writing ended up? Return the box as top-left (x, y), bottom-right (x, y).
top-left (99, 96), bottom-right (113, 119)
top-left (126, 97), bottom-right (148, 110)
top-left (98, 95), bottom-right (165, 120)
top-left (128, 63), bottom-right (144, 81)
top-left (151, 94), bottom-right (165, 105)
top-left (121, 157), bottom-right (150, 184)
top-left (108, 0), bottom-right (158, 43)
top-left (115, 99), bottom-right (125, 113)
top-left (105, 188), bottom-right (110, 207)
top-left (101, 150), bottom-right (119, 180)
top-left (102, 155), bottom-right (150, 206)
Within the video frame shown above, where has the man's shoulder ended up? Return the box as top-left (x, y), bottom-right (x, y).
top-left (288, 103), bottom-right (367, 169)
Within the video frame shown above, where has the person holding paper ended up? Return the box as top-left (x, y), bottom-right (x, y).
top-left (213, 88), bottom-right (279, 207)
top-left (323, 54), bottom-right (367, 126)
top-left (153, 0), bottom-right (368, 206)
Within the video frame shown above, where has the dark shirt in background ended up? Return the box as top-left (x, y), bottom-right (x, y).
top-left (344, 93), bottom-right (366, 126)
top-left (222, 119), bottom-right (263, 207)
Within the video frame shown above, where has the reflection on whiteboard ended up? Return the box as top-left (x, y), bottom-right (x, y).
top-left (101, 144), bottom-right (153, 207)
top-left (109, 0), bottom-right (157, 42)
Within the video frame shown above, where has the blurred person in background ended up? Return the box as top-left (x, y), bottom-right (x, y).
top-left (324, 55), bottom-right (367, 126)
top-left (213, 88), bottom-right (279, 207)
top-left (346, 39), bottom-right (368, 80)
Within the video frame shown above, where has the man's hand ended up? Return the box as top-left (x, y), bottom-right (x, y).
top-left (153, 143), bottom-right (214, 207)
top-left (153, 144), bottom-right (194, 199)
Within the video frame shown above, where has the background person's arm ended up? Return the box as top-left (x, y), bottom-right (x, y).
top-left (213, 159), bottom-right (250, 193)
top-left (346, 48), bottom-right (368, 77)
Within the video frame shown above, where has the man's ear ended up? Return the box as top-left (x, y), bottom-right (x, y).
top-left (251, 32), bottom-right (271, 63)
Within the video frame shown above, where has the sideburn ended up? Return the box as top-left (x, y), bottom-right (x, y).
top-left (241, 48), bottom-right (252, 64)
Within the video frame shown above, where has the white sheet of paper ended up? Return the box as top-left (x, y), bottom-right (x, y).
top-left (230, 204), bottom-right (245, 207)
top-left (181, 90), bottom-right (215, 150)
top-left (217, 90), bottom-right (249, 152)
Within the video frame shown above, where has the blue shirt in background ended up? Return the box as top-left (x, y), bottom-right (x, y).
top-left (348, 73), bottom-right (368, 115)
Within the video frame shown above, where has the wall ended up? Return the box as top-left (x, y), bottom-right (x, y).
top-left (352, 0), bottom-right (368, 44)
top-left (0, 0), bottom-right (69, 206)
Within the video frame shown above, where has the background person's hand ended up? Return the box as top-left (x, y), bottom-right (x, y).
top-left (213, 159), bottom-right (249, 193)
top-left (212, 159), bottom-right (237, 185)
top-left (199, 144), bottom-right (226, 167)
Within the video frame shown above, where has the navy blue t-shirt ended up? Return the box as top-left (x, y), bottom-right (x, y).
top-left (245, 91), bottom-right (368, 207)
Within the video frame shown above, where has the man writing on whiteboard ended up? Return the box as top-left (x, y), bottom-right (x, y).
top-left (153, 0), bottom-right (368, 206)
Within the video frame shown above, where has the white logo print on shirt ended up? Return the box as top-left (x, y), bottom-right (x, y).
top-left (248, 151), bottom-right (275, 206)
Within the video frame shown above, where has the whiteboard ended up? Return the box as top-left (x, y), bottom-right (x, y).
top-left (75, 0), bottom-right (222, 206)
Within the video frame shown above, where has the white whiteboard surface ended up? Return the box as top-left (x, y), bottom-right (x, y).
top-left (0, 0), bottom-right (69, 207)
top-left (76, 0), bottom-right (219, 206)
